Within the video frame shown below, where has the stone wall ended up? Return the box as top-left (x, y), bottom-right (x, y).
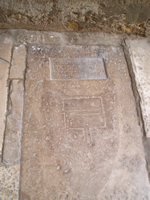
top-left (0, 0), bottom-right (150, 36)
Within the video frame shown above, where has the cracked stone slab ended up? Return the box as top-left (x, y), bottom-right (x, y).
top-left (126, 39), bottom-right (150, 138)
top-left (0, 163), bottom-right (20, 200)
top-left (20, 45), bottom-right (150, 200)
top-left (3, 80), bottom-right (24, 165)
top-left (10, 45), bottom-right (26, 79)
top-left (0, 60), bottom-right (9, 162)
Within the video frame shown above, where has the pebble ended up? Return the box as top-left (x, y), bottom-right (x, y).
top-left (56, 165), bottom-right (61, 171)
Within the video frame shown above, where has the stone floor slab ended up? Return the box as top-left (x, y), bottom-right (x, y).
top-left (0, 60), bottom-right (9, 161)
top-left (0, 33), bottom-right (12, 62)
top-left (10, 45), bottom-right (26, 79)
top-left (20, 45), bottom-right (150, 200)
top-left (3, 80), bottom-right (24, 165)
top-left (126, 39), bottom-right (150, 138)
top-left (0, 33), bottom-right (12, 161)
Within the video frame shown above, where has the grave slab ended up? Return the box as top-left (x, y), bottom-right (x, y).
top-left (20, 45), bottom-right (150, 200)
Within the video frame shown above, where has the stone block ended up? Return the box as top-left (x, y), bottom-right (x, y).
top-left (0, 34), bottom-right (12, 62)
top-left (0, 60), bottom-right (9, 161)
top-left (126, 39), bottom-right (150, 138)
top-left (3, 80), bottom-right (24, 164)
top-left (10, 45), bottom-right (26, 79)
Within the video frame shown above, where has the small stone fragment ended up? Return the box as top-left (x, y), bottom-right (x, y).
top-left (46, 136), bottom-right (51, 141)
top-left (33, 153), bottom-right (37, 157)
top-left (56, 165), bottom-right (61, 171)
top-left (64, 169), bottom-right (70, 174)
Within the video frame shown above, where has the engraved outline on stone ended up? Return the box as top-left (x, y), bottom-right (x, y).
top-left (63, 96), bottom-right (106, 146)
top-left (49, 57), bottom-right (107, 80)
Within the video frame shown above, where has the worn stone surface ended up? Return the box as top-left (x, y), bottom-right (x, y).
top-left (0, 33), bottom-right (12, 62)
top-left (3, 80), bottom-right (24, 165)
top-left (0, 163), bottom-right (20, 200)
top-left (1, 0), bottom-right (150, 36)
top-left (10, 45), bottom-right (26, 79)
top-left (126, 39), bottom-right (150, 138)
top-left (0, 60), bottom-right (9, 161)
top-left (20, 44), bottom-right (150, 200)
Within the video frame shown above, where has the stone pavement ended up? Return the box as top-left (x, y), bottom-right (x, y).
top-left (0, 30), bottom-right (150, 200)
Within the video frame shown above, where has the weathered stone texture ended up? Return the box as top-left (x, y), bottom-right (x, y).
top-left (3, 80), bottom-right (24, 165)
top-left (0, 34), bottom-right (12, 61)
top-left (0, 163), bottom-right (20, 200)
top-left (50, 57), bottom-right (107, 80)
top-left (20, 44), bottom-right (150, 199)
top-left (0, 0), bottom-right (150, 36)
top-left (13, 30), bottom-right (122, 46)
top-left (10, 45), bottom-right (26, 79)
top-left (126, 39), bottom-right (150, 138)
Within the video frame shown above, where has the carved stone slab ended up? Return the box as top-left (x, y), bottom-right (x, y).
top-left (20, 45), bottom-right (150, 200)
top-left (50, 58), bottom-right (107, 80)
